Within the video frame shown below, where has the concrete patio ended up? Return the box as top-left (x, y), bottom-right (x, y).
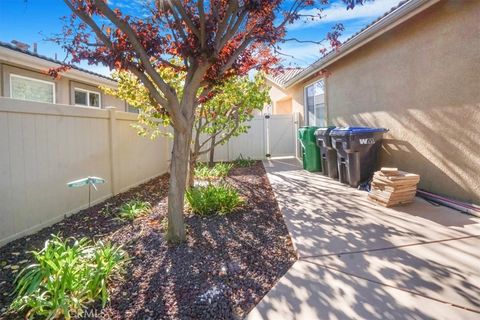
top-left (247, 158), bottom-right (480, 320)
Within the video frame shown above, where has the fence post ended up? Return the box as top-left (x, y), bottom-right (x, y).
top-left (294, 112), bottom-right (300, 159)
top-left (107, 107), bottom-right (120, 195)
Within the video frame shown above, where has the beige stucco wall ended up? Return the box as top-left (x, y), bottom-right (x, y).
top-left (0, 62), bottom-right (126, 110)
top-left (325, 0), bottom-right (480, 203)
top-left (266, 79), bottom-right (305, 121)
top-left (274, 98), bottom-right (292, 114)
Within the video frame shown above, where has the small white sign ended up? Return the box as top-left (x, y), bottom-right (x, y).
top-left (359, 138), bottom-right (376, 145)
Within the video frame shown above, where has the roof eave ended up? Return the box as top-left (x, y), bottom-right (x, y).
top-left (265, 75), bottom-right (286, 89)
top-left (265, 69), bottom-right (303, 89)
top-left (283, 0), bottom-right (441, 88)
top-left (0, 46), bottom-right (117, 87)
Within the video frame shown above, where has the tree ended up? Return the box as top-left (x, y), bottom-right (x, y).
top-left (191, 73), bottom-right (269, 176)
top-left (102, 70), bottom-right (270, 186)
top-left (56, 0), bottom-right (366, 242)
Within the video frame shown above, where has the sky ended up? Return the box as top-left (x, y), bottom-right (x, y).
top-left (0, 0), bottom-right (401, 76)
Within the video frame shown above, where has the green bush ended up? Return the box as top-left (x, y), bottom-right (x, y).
top-left (186, 184), bottom-right (244, 216)
top-left (194, 162), bottom-right (234, 180)
top-left (234, 155), bottom-right (256, 167)
top-left (118, 200), bottom-right (151, 221)
top-left (9, 235), bottom-right (127, 319)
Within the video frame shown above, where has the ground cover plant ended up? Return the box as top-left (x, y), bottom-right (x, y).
top-left (234, 155), bottom-right (256, 168)
top-left (56, 0), bottom-right (364, 243)
top-left (8, 236), bottom-right (127, 319)
top-left (186, 183), bottom-right (244, 216)
top-left (0, 162), bottom-right (295, 319)
top-left (117, 200), bottom-right (152, 221)
top-left (194, 162), bottom-right (234, 181)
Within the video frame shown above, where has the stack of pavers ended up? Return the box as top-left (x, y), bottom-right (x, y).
top-left (368, 167), bottom-right (420, 207)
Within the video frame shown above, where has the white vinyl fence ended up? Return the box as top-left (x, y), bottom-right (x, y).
top-left (0, 97), bottom-right (170, 246)
top-left (200, 113), bottom-right (298, 162)
top-left (0, 99), bottom-right (297, 246)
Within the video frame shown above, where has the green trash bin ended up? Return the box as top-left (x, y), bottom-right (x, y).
top-left (298, 126), bottom-right (321, 172)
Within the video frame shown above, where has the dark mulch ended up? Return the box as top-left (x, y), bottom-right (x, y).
top-left (0, 161), bottom-right (296, 319)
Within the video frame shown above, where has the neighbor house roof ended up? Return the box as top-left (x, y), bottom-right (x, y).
top-left (0, 41), bottom-right (116, 86)
top-left (267, 68), bottom-right (303, 87)
top-left (276, 0), bottom-right (441, 89)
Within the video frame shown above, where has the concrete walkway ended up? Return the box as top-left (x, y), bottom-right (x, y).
top-left (247, 158), bottom-right (480, 320)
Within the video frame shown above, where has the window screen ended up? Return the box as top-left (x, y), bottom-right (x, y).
top-left (11, 75), bottom-right (55, 103)
top-left (75, 89), bottom-right (101, 107)
top-left (304, 80), bottom-right (325, 126)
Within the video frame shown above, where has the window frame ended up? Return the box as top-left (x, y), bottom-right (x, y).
top-left (74, 87), bottom-right (102, 108)
top-left (303, 78), bottom-right (326, 127)
top-left (127, 103), bottom-right (140, 114)
top-left (9, 73), bottom-right (56, 104)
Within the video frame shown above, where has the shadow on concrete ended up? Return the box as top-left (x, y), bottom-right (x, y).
top-left (247, 159), bottom-right (480, 319)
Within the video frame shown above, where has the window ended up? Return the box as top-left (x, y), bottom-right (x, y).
top-left (74, 88), bottom-right (101, 107)
top-left (127, 103), bottom-right (139, 114)
top-left (10, 74), bottom-right (55, 104)
top-left (304, 80), bottom-right (325, 126)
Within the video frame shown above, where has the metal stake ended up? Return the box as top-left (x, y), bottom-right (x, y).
top-left (88, 183), bottom-right (91, 208)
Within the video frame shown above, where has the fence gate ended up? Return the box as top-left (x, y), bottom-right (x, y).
top-left (200, 113), bottom-right (298, 162)
top-left (264, 113), bottom-right (297, 158)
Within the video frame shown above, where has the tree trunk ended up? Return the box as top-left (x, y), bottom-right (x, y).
top-left (208, 134), bottom-right (216, 167)
top-left (187, 155), bottom-right (196, 188)
top-left (166, 127), bottom-right (192, 243)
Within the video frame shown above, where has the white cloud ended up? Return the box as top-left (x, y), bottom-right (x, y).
top-left (289, 0), bottom-right (401, 30)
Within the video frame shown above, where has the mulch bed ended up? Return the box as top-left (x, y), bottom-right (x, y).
top-left (0, 161), bottom-right (296, 319)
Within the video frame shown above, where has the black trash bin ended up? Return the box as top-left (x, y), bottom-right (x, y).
top-left (314, 127), bottom-right (338, 179)
top-left (330, 127), bottom-right (388, 187)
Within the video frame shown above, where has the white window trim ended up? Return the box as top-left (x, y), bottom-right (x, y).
top-left (74, 87), bottom-right (102, 108)
top-left (303, 78), bottom-right (326, 127)
top-left (9, 73), bottom-right (56, 104)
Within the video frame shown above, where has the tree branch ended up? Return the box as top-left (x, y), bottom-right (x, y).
top-left (170, 0), bottom-right (201, 39)
top-left (92, 0), bottom-right (188, 131)
top-left (197, 0), bottom-right (206, 50)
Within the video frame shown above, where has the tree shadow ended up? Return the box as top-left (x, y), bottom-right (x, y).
top-left (102, 162), bottom-right (296, 320)
top-left (248, 160), bottom-right (480, 319)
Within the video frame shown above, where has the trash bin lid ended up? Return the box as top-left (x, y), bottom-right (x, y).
top-left (314, 126), bottom-right (335, 137)
top-left (299, 126), bottom-right (320, 131)
top-left (299, 126), bottom-right (320, 141)
top-left (331, 126), bottom-right (388, 136)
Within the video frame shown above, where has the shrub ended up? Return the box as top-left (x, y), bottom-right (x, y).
top-left (186, 184), bottom-right (244, 216)
top-left (9, 235), bottom-right (127, 319)
top-left (234, 155), bottom-right (256, 167)
top-left (118, 200), bottom-right (151, 221)
top-left (194, 162), bottom-right (234, 180)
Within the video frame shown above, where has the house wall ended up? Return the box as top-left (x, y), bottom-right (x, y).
top-left (267, 79), bottom-right (305, 121)
top-left (0, 61), bottom-right (126, 111)
top-left (68, 80), bottom-right (127, 111)
top-left (274, 98), bottom-right (292, 114)
top-left (324, 0), bottom-right (480, 203)
top-left (0, 97), bottom-right (170, 246)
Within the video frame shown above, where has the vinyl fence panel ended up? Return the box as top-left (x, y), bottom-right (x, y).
top-left (0, 98), bottom-right (169, 246)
